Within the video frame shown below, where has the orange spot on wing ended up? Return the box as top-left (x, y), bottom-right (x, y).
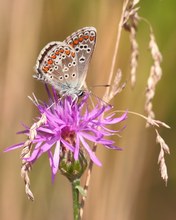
top-left (69, 42), bottom-right (74, 48)
top-left (90, 36), bottom-right (95, 41)
top-left (51, 54), bottom-right (56, 59)
top-left (55, 50), bottom-right (60, 55)
top-left (71, 52), bottom-right (75, 58)
top-left (48, 59), bottom-right (53, 64)
top-left (79, 37), bottom-right (84, 42)
top-left (73, 39), bottom-right (79, 45)
top-left (59, 48), bottom-right (64, 53)
top-left (43, 66), bottom-right (49, 73)
top-left (65, 50), bottom-right (70, 55)
top-left (83, 35), bottom-right (89, 40)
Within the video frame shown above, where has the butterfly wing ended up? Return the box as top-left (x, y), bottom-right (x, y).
top-left (34, 27), bottom-right (96, 96)
top-left (34, 41), bottom-right (79, 95)
top-left (64, 27), bottom-right (97, 89)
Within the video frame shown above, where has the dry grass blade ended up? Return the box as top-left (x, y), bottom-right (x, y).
top-left (123, 0), bottom-right (140, 87)
top-left (146, 117), bottom-right (170, 129)
top-left (129, 26), bottom-right (139, 86)
top-left (20, 113), bottom-right (47, 200)
top-left (114, 110), bottom-right (170, 185)
top-left (21, 142), bottom-right (34, 201)
top-left (106, 69), bottom-right (126, 102)
top-left (155, 129), bottom-right (170, 185)
top-left (153, 120), bottom-right (170, 129)
top-left (145, 32), bottom-right (162, 123)
top-left (122, 110), bottom-right (170, 129)
top-left (103, 0), bottom-right (129, 101)
top-left (133, 0), bottom-right (140, 5)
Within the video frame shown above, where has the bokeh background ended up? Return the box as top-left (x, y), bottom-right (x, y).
top-left (0, 0), bottom-right (176, 219)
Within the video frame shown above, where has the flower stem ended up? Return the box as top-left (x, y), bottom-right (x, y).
top-left (72, 179), bottom-right (80, 220)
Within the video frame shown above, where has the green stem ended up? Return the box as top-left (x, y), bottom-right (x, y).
top-left (72, 179), bottom-right (80, 220)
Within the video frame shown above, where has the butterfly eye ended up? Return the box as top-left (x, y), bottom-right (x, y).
top-left (72, 73), bottom-right (76, 78)
top-left (49, 68), bottom-right (53, 73)
top-left (87, 48), bottom-right (91, 53)
top-left (90, 31), bottom-right (95, 36)
top-left (79, 44), bottom-right (84, 50)
top-left (72, 61), bottom-right (76, 66)
top-left (64, 74), bottom-right (69, 79)
top-left (75, 47), bottom-right (79, 52)
top-left (63, 66), bottom-right (69, 72)
top-left (84, 31), bottom-right (89, 36)
top-left (59, 76), bottom-right (63, 81)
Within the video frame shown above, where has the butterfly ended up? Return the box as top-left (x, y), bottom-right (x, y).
top-left (34, 27), bottom-right (97, 97)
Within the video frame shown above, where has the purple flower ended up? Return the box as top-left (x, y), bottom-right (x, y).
top-left (5, 87), bottom-right (127, 180)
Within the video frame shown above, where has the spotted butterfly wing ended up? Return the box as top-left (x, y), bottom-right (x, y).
top-left (34, 41), bottom-right (79, 95)
top-left (64, 27), bottom-right (96, 89)
top-left (34, 27), bottom-right (96, 96)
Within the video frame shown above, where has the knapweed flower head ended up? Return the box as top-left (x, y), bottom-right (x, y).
top-left (5, 86), bottom-right (127, 181)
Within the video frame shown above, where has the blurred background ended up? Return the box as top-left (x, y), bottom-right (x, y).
top-left (0, 0), bottom-right (176, 219)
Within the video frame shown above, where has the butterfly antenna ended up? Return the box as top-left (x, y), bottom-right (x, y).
top-left (90, 92), bottom-right (113, 106)
top-left (89, 84), bottom-right (110, 89)
top-left (83, 82), bottom-right (111, 106)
